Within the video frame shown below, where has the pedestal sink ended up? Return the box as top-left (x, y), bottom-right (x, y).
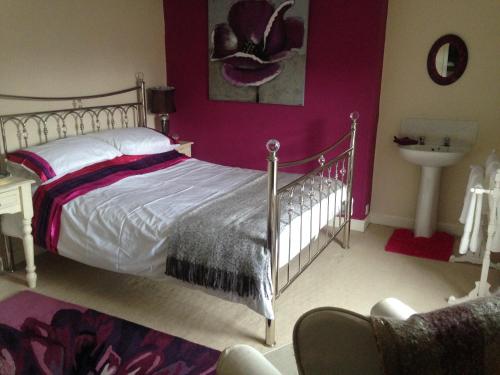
top-left (399, 144), bottom-right (468, 237)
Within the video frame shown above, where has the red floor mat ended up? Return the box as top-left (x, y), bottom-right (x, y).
top-left (385, 228), bottom-right (455, 261)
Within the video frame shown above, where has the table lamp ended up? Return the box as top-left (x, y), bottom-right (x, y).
top-left (148, 86), bottom-right (176, 135)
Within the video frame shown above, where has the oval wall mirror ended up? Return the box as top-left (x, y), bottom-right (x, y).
top-left (427, 34), bottom-right (468, 85)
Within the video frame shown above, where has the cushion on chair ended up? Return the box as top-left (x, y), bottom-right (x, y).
top-left (293, 307), bottom-right (383, 375)
top-left (371, 296), bottom-right (500, 375)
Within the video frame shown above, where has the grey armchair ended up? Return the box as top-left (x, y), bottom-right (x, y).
top-left (216, 298), bottom-right (416, 375)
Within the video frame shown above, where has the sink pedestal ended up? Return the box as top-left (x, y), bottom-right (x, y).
top-left (415, 166), bottom-right (441, 237)
top-left (399, 144), bottom-right (469, 238)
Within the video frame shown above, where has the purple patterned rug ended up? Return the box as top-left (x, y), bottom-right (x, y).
top-left (0, 291), bottom-right (219, 374)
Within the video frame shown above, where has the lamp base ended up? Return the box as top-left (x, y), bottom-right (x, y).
top-left (159, 114), bottom-right (170, 135)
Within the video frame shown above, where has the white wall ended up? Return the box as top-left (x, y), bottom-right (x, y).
top-left (0, 0), bottom-right (165, 122)
top-left (371, 0), bottom-right (500, 233)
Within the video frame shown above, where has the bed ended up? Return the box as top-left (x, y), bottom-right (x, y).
top-left (0, 75), bottom-right (357, 345)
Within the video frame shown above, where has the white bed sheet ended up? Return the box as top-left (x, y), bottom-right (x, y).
top-left (57, 158), bottom-right (344, 276)
top-left (57, 158), bottom-right (261, 276)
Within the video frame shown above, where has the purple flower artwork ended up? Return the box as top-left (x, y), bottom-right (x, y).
top-left (209, 0), bottom-right (309, 105)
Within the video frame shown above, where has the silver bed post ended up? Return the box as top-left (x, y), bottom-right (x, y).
top-left (265, 139), bottom-right (280, 346)
top-left (343, 112), bottom-right (358, 248)
top-left (0, 117), bottom-right (7, 155)
top-left (136, 73), bottom-right (147, 127)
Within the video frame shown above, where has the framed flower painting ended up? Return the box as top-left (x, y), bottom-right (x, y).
top-left (208, 0), bottom-right (310, 106)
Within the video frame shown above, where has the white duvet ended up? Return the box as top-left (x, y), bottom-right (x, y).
top-left (57, 158), bottom-right (263, 276)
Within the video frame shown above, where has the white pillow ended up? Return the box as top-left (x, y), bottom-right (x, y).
top-left (6, 136), bottom-right (122, 182)
top-left (87, 127), bottom-right (176, 155)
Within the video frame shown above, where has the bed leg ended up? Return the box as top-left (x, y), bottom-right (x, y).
top-left (266, 139), bottom-right (279, 347)
top-left (343, 112), bottom-right (358, 250)
top-left (265, 318), bottom-right (276, 347)
top-left (343, 221), bottom-right (351, 249)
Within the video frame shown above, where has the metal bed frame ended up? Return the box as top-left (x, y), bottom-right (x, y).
top-left (0, 75), bottom-right (357, 346)
top-left (265, 113), bottom-right (357, 345)
top-left (0, 74), bottom-right (147, 154)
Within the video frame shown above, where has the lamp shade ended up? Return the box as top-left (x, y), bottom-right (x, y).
top-left (148, 86), bottom-right (176, 114)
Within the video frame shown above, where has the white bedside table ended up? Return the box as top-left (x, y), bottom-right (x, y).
top-left (0, 177), bottom-right (36, 288)
top-left (176, 141), bottom-right (194, 157)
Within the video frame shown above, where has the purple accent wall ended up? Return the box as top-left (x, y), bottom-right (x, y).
top-left (164, 0), bottom-right (388, 219)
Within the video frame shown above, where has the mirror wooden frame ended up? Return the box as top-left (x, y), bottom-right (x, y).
top-left (427, 34), bottom-right (468, 86)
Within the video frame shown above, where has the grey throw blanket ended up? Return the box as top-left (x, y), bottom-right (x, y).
top-left (371, 296), bottom-right (500, 375)
top-left (164, 170), bottom-right (341, 318)
top-left (165, 173), bottom-right (271, 305)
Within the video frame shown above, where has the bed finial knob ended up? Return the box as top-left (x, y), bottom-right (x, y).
top-left (350, 111), bottom-right (359, 122)
top-left (266, 139), bottom-right (280, 154)
top-left (135, 72), bottom-right (144, 83)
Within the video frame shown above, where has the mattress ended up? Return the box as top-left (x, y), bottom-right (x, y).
top-left (3, 158), bottom-right (345, 273)
top-left (2, 157), bottom-right (345, 316)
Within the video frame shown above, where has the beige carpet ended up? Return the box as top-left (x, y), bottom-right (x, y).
top-left (0, 224), bottom-right (498, 355)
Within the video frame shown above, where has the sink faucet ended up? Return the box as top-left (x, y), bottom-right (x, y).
top-left (443, 137), bottom-right (450, 147)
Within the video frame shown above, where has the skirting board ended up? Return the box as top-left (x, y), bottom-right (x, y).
top-left (369, 213), bottom-right (463, 236)
top-left (351, 218), bottom-right (370, 232)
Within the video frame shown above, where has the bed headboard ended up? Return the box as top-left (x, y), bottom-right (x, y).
top-left (0, 73), bottom-right (148, 155)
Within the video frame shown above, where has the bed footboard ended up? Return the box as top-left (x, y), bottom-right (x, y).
top-left (265, 112), bottom-right (358, 346)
